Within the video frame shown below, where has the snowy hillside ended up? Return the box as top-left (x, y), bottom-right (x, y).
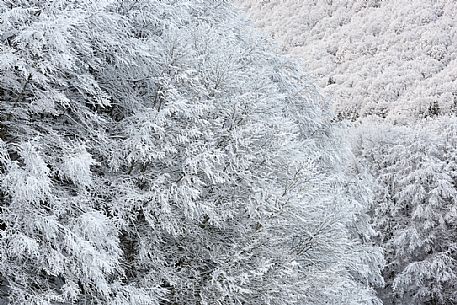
top-left (237, 0), bottom-right (457, 122)
top-left (237, 1), bottom-right (457, 305)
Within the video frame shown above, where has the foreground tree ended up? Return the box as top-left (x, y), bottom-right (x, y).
top-left (0, 1), bottom-right (382, 304)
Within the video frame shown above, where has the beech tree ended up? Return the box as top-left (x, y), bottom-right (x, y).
top-left (0, 0), bottom-right (382, 304)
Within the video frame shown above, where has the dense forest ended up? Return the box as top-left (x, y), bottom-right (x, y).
top-left (238, 1), bottom-right (457, 304)
top-left (1, 0), bottom-right (456, 305)
top-left (0, 1), bottom-right (382, 305)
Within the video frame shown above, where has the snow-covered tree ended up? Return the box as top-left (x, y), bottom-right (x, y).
top-left (0, 1), bottom-right (381, 305)
top-left (238, 1), bottom-right (457, 304)
top-left (352, 118), bottom-right (457, 305)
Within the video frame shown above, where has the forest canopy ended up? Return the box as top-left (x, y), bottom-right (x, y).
top-left (0, 1), bottom-right (382, 305)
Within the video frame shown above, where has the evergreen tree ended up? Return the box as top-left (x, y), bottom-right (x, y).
top-left (353, 118), bottom-right (457, 305)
